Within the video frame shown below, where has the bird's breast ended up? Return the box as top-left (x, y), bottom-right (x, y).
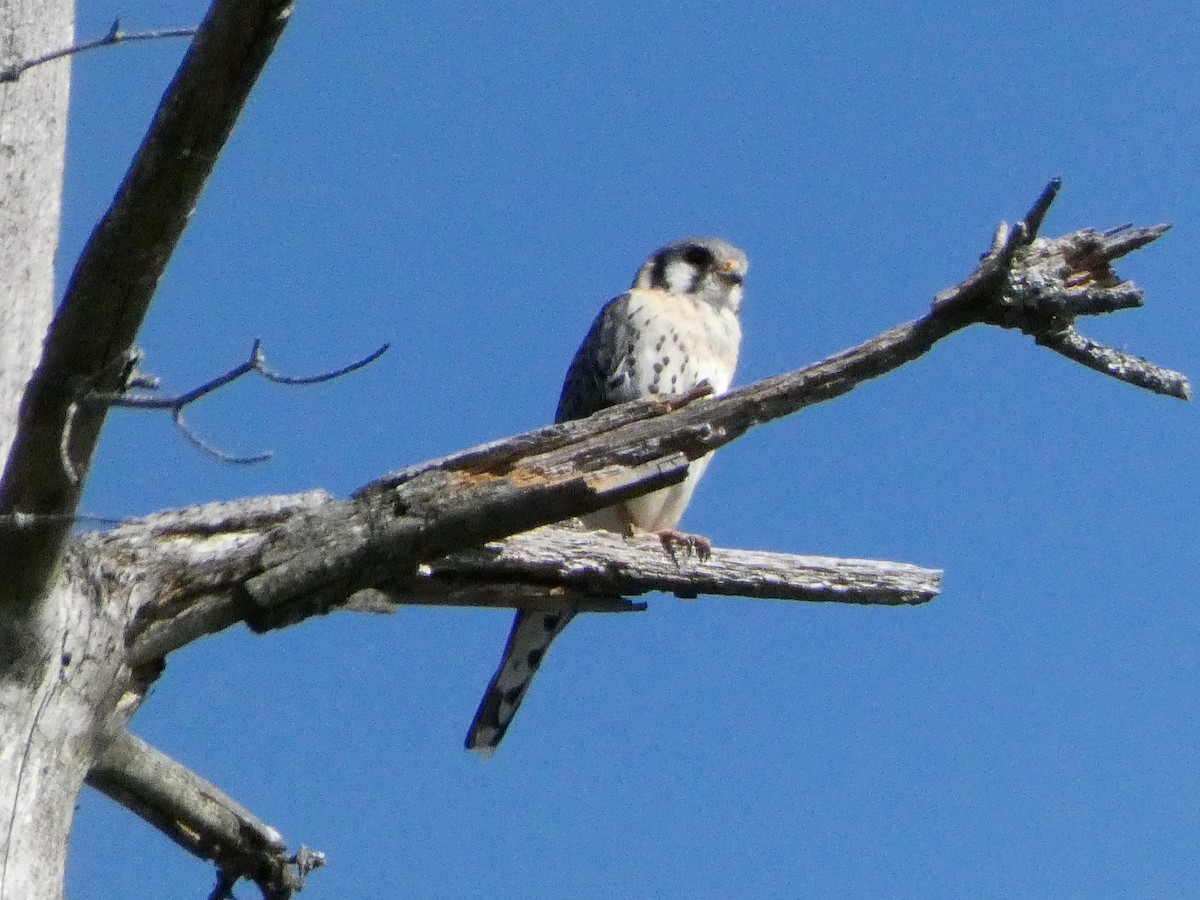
top-left (619, 289), bottom-right (741, 399)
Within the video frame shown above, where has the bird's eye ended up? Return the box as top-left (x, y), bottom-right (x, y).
top-left (681, 246), bottom-right (714, 268)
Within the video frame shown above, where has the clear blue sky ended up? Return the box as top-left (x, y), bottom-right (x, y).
top-left (63, 2), bottom-right (1198, 897)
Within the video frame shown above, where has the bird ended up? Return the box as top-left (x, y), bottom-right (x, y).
top-left (465, 236), bottom-right (747, 754)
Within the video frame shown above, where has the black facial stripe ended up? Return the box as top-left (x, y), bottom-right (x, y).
top-left (649, 254), bottom-right (669, 288)
top-left (647, 243), bottom-right (741, 293)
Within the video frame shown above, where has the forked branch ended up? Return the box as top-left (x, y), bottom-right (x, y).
top-left (82, 340), bottom-right (389, 464)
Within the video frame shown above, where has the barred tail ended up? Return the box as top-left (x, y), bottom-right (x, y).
top-left (465, 605), bottom-right (576, 755)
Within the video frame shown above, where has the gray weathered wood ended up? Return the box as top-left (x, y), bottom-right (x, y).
top-left (430, 525), bottom-right (939, 606)
top-left (0, 0), bottom-right (70, 473)
top-left (57, 486), bottom-right (937, 894)
top-left (88, 732), bottom-right (301, 895)
top-left (104, 497), bottom-right (940, 668)
top-left (0, 566), bottom-right (131, 900)
top-left (0, 2), bottom-right (76, 897)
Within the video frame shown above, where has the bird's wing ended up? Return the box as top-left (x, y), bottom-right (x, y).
top-left (555, 292), bottom-right (641, 423)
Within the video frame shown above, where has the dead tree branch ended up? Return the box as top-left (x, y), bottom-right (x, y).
top-left (106, 181), bottom-right (1179, 659)
top-left (104, 498), bottom-right (939, 668)
top-left (59, 181), bottom-right (1180, 892)
top-left (83, 494), bottom-right (938, 892)
top-left (426, 525), bottom-right (939, 606)
top-left (302, 186), bottom-right (1177, 605)
top-left (0, 21), bottom-right (197, 84)
top-left (82, 339), bottom-right (389, 464)
top-left (87, 732), bottom-right (321, 900)
top-left (0, 0), bottom-right (295, 614)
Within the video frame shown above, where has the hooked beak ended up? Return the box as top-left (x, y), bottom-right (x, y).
top-left (717, 259), bottom-right (745, 285)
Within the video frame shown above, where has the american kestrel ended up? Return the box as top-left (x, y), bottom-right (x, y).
top-left (465, 237), bottom-right (747, 754)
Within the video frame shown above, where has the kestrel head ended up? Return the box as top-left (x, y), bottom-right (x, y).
top-left (633, 237), bottom-right (748, 313)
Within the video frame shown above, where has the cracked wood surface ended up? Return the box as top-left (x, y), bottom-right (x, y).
top-left (90, 495), bottom-right (939, 669)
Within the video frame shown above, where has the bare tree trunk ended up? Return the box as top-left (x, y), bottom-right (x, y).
top-left (0, 570), bottom-right (132, 900)
top-left (0, 1), bottom-right (76, 897)
top-left (0, 0), bottom-right (71, 461)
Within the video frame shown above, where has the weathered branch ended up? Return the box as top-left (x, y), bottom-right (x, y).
top-left (93, 496), bottom-right (936, 669)
top-left (88, 732), bottom-right (323, 900)
top-left (1035, 324), bottom-right (1189, 397)
top-left (83, 493), bottom-right (937, 891)
top-left (0, 0), bottom-right (294, 612)
top-left (966, 220), bottom-right (1186, 398)
top-left (257, 185), bottom-right (1174, 614)
top-left (427, 525), bottom-right (938, 605)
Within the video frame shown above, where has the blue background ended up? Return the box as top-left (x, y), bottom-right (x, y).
top-left (61, 2), bottom-right (1198, 897)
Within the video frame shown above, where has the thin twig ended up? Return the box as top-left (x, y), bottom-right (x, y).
top-left (0, 0), bottom-right (297, 614)
top-left (82, 340), bottom-right (390, 464)
top-left (0, 21), bottom-right (197, 83)
top-left (257, 342), bottom-right (390, 385)
top-left (60, 401), bottom-right (81, 485)
top-left (173, 408), bottom-right (273, 465)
